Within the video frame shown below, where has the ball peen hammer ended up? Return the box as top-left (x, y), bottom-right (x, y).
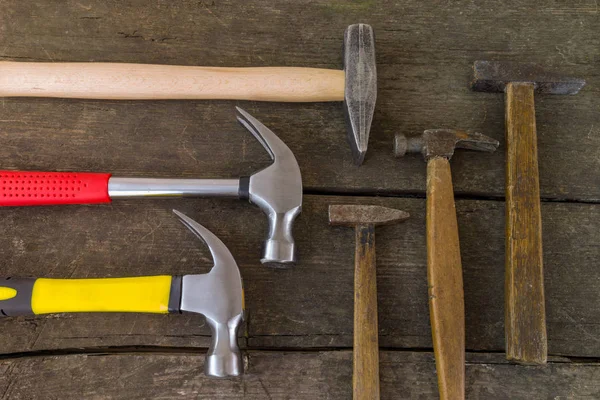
top-left (0, 210), bottom-right (244, 378)
top-left (0, 108), bottom-right (302, 267)
top-left (0, 24), bottom-right (376, 165)
top-left (471, 61), bottom-right (585, 365)
top-left (395, 129), bottom-right (499, 400)
top-left (329, 205), bottom-right (409, 400)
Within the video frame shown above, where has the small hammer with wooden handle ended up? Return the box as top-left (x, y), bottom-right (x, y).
top-left (0, 24), bottom-right (376, 165)
top-left (329, 204), bottom-right (409, 400)
top-left (471, 61), bottom-right (585, 364)
top-left (395, 129), bottom-right (499, 400)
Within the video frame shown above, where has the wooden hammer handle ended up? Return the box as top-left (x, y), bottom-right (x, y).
top-left (0, 62), bottom-right (345, 102)
top-left (505, 82), bottom-right (547, 364)
top-left (353, 224), bottom-right (380, 400)
top-left (426, 157), bottom-right (465, 400)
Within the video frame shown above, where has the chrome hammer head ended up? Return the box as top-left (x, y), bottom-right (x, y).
top-left (394, 129), bottom-right (499, 161)
top-left (236, 108), bottom-right (302, 267)
top-left (173, 210), bottom-right (244, 379)
top-left (343, 24), bottom-right (377, 165)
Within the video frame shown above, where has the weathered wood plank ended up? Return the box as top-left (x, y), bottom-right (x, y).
top-left (0, 0), bottom-right (598, 396)
top-left (0, 351), bottom-right (598, 399)
top-left (0, 1), bottom-right (598, 199)
top-left (0, 195), bottom-right (598, 358)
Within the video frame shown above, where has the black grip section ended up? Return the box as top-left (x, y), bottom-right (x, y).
top-left (168, 275), bottom-right (183, 313)
top-left (0, 277), bottom-right (35, 316)
top-left (239, 176), bottom-right (250, 201)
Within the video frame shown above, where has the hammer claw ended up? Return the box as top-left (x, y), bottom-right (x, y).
top-left (236, 107), bottom-right (276, 160)
top-left (173, 209), bottom-right (237, 272)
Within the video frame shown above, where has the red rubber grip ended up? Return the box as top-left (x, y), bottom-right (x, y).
top-left (0, 171), bottom-right (112, 206)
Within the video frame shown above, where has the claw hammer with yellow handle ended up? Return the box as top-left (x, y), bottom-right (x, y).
top-left (395, 129), bottom-right (499, 400)
top-left (0, 210), bottom-right (244, 379)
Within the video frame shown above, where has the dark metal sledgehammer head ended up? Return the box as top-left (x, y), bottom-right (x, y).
top-left (329, 204), bottom-right (409, 227)
top-left (343, 23), bottom-right (377, 165)
top-left (394, 129), bottom-right (499, 161)
top-left (471, 60), bottom-right (585, 95)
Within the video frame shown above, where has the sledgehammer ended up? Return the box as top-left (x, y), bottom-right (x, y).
top-left (471, 61), bottom-right (585, 364)
top-left (0, 24), bottom-right (376, 165)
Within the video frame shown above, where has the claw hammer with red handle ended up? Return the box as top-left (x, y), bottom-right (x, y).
top-left (0, 108), bottom-right (303, 268)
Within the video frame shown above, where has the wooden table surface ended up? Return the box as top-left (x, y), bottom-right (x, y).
top-left (0, 1), bottom-right (599, 399)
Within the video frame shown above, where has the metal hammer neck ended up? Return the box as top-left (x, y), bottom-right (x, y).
top-left (108, 177), bottom-right (241, 198)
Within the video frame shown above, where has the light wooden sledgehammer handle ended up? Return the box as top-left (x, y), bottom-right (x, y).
top-left (0, 62), bottom-right (345, 102)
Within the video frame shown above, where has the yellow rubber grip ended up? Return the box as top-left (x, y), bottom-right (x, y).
top-left (31, 276), bottom-right (173, 315)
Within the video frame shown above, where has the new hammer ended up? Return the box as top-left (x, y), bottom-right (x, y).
top-left (471, 61), bottom-right (585, 364)
top-left (0, 210), bottom-right (244, 378)
top-left (0, 108), bottom-right (302, 267)
top-left (0, 24), bottom-right (376, 165)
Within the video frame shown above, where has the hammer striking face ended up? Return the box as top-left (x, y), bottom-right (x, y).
top-left (0, 210), bottom-right (244, 378)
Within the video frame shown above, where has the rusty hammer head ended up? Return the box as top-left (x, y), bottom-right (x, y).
top-left (471, 60), bottom-right (585, 94)
top-left (329, 204), bottom-right (409, 227)
top-left (394, 129), bottom-right (499, 161)
top-left (343, 24), bottom-right (377, 165)
top-left (173, 210), bottom-right (244, 378)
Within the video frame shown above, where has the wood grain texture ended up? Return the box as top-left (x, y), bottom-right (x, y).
top-left (505, 83), bottom-right (547, 365)
top-left (0, 0), bottom-right (598, 199)
top-left (0, 351), bottom-right (598, 400)
top-left (353, 225), bottom-right (380, 400)
top-left (426, 158), bottom-right (465, 400)
top-left (0, 62), bottom-right (345, 101)
top-left (0, 0), bottom-right (598, 396)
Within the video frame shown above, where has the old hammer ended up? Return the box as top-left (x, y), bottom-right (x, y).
top-left (471, 61), bottom-right (585, 364)
top-left (0, 24), bottom-right (376, 165)
top-left (395, 129), bottom-right (499, 400)
top-left (329, 204), bottom-right (409, 400)
top-left (0, 210), bottom-right (244, 378)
